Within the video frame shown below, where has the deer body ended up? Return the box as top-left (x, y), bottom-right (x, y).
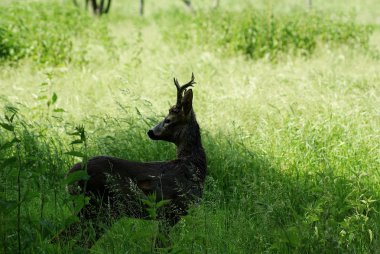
top-left (60, 74), bottom-right (206, 247)
top-left (74, 0), bottom-right (194, 16)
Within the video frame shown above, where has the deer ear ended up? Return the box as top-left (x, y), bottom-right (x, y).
top-left (182, 89), bottom-right (193, 115)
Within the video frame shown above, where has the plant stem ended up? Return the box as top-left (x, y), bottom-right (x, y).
top-left (16, 140), bottom-right (21, 254)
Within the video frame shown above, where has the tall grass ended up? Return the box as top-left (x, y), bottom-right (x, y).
top-left (1, 105), bottom-right (379, 253)
top-left (1, 0), bottom-right (379, 253)
top-left (159, 9), bottom-right (373, 60)
top-left (0, 2), bottom-right (113, 65)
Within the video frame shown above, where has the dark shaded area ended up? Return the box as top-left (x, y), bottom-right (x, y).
top-left (1, 106), bottom-right (379, 252)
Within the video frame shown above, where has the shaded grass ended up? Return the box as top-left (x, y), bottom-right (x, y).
top-left (1, 103), bottom-right (379, 253)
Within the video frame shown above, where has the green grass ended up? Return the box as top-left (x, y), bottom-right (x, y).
top-left (1, 0), bottom-right (380, 253)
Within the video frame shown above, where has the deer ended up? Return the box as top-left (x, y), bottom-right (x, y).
top-left (72, 0), bottom-right (192, 16)
top-left (73, 0), bottom-right (221, 16)
top-left (55, 74), bottom-right (207, 248)
top-left (73, 0), bottom-right (112, 16)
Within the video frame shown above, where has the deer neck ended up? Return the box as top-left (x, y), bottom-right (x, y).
top-left (175, 112), bottom-right (204, 160)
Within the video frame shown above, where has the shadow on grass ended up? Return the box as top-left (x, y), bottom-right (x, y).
top-left (1, 115), bottom-right (379, 253)
top-left (90, 121), bottom-right (380, 253)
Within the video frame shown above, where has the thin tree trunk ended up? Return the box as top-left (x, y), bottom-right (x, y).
top-left (91, 0), bottom-right (98, 14)
top-left (140, 0), bottom-right (144, 16)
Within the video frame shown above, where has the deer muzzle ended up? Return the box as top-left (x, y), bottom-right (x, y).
top-left (147, 129), bottom-right (158, 140)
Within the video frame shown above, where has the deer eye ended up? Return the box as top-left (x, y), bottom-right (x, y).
top-left (164, 118), bottom-right (171, 124)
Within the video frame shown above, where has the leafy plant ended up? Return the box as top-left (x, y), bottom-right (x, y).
top-left (0, 2), bottom-right (114, 65)
top-left (161, 9), bottom-right (373, 60)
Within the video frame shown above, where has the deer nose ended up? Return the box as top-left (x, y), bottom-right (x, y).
top-left (147, 130), bottom-right (156, 139)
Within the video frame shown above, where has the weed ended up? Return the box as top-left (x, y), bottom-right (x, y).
top-left (0, 2), bottom-right (114, 66)
top-left (161, 9), bottom-right (373, 60)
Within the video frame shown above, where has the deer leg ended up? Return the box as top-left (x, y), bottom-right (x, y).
top-left (90, 0), bottom-right (98, 15)
top-left (155, 216), bottom-right (180, 250)
top-left (78, 201), bottom-right (108, 245)
top-left (139, 0), bottom-right (145, 16)
top-left (52, 195), bottom-right (113, 248)
top-left (155, 207), bottom-right (181, 249)
top-left (182, 0), bottom-right (195, 12)
top-left (75, 198), bottom-right (116, 247)
top-left (104, 0), bottom-right (112, 14)
top-left (155, 221), bottom-right (170, 249)
top-left (99, 0), bottom-right (105, 15)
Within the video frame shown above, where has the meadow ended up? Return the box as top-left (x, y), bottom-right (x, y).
top-left (0, 0), bottom-right (379, 253)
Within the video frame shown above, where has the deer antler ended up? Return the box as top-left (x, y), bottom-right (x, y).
top-left (174, 73), bottom-right (196, 107)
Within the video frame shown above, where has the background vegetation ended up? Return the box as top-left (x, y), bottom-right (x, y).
top-left (1, 0), bottom-right (379, 253)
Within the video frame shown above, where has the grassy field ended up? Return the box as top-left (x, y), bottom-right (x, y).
top-left (1, 0), bottom-right (379, 253)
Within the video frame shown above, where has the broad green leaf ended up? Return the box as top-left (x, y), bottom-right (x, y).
top-left (0, 123), bottom-right (14, 132)
top-left (67, 131), bottom-right (80, 136)
top-left (53, 108), bottom-right (65, 112)
top-left (70, 194), bottom-right (90, 214)
top-left (70, 139), bottom-right (83, 145)
top-left (5, 112), bottom-right (17, 123)
top-left (64, 170), bottom-right (90, 185)
top-left (0, 138), bottom-right (20, 150)
top-left (156, 199), bottom-right (170, 208)
top-left (369, 229), bottom-right (373, 243)
top-left (65, 150), bottom-right (85, 158)
top-left (142, 199), bottom-right (154, 207)
top-left (65, 214), bottom-right (80, 225)
top-left (51, 92), bottom-right (58, 104)
top-left (5, 105), bottom-right (18, 114)
top-left (37, 95), bottom-right (48, 100)
top-left (9, 112), bottom-right (16, 123)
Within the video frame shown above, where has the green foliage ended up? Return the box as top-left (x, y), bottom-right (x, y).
top-left (0, 2), bottom-right (113, 65)
top-left (222, 11), bottom-right (372, 59)
top-left (0, 26), bottom-right (21, 60)
top-left (162, 9), bottom-right (373, 60)
top-left (1, 105), bottom-right (379, 253)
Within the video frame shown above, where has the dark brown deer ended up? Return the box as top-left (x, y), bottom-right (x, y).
top-left (73, 0), bottom-right (221, 16)
top-left (57, 74), bottom-right (206, 248)
top-left (73, 0), bottom-right (193, 16)
top-left (73, 0), bottom-right (112, 16)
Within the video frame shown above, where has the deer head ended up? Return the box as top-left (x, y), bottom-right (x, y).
top-left (147, 73), bottom-right (196, 143)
